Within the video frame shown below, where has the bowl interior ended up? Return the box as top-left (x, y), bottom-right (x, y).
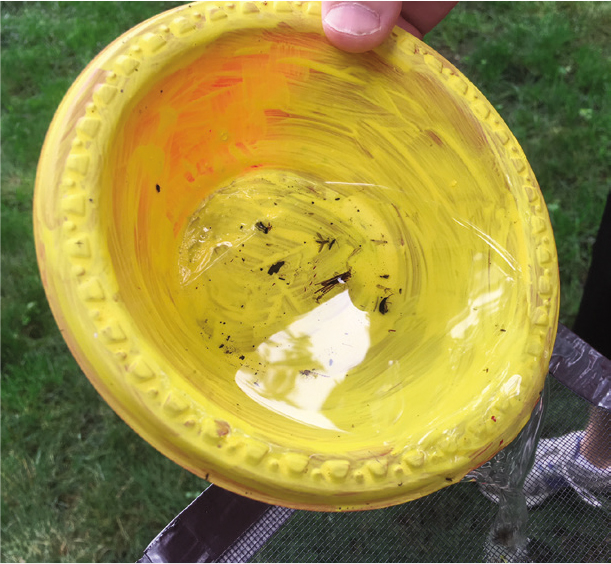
top-left (100, 26), bottom-right (535, 452)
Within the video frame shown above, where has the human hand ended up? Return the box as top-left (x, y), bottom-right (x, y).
top-left (322, 1), bottom-right (458, 53)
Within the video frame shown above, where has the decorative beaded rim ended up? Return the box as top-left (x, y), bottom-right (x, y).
top-left (34, 1), bottom-right (559, 511)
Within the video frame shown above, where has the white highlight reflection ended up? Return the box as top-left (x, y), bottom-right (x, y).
top-left (235, 291), bottom-right (370, 431)
top-left (452, 217), bottom-right (521, 273)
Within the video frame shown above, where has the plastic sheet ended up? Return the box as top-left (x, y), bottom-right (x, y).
top-left (469, 382), bottom-right (548, 562)
top-left (549, 325), bottom-right (611, 409)
top-left (34, 1), bottom-right (559, 510)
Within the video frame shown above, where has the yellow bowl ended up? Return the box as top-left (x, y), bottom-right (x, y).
top-left (34, 1), bottom-right (559, 511)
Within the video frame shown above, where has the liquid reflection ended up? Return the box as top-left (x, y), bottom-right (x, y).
top-left (235, 290), bottom-right (370, 431)
top-left (448, 250), bottom-right (514, 341)
top-left (452, 217), bottom-right (521, 274)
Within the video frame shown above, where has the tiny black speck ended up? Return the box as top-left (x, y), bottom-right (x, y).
top-left (155, 184), bottom-right (161, 193)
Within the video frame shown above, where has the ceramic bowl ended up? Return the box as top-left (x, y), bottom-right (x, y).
top-left (34, 1), bottom-right (559, 510)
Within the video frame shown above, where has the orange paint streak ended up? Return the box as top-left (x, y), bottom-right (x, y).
top-left (265, 109), bottom-right (291, 118)
top-left (102, 28), bottom-right (326, 363)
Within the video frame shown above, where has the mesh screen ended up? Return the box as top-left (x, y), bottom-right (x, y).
top-left (250, 377), bottom-right (610, 563)
top-left (217, 507), bottom-right (294, 563)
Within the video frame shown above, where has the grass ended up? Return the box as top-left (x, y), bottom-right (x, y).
top-left (1, 1), bottom-right (609, 562)
top-left (1, 3), bottom-right (205, 563)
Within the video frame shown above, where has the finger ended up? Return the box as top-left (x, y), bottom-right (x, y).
top-left (399, 1), bottom-right (458, 37)
top-left (394, 16), bottom-right (424, 40)
top-left (322, 1), bottom-right (403, 53)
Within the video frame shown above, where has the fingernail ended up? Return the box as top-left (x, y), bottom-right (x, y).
top-left (323, 3), bottom-right (381, 36)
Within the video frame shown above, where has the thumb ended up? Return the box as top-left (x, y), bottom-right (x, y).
top-left (322, 1), bottom-right (403, 53)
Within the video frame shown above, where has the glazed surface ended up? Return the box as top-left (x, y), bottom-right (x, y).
top-left (34, 2), bottom-right (559, 510)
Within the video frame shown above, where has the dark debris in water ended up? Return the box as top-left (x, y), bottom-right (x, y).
top-left (267, 261), bottom-right (285, 275)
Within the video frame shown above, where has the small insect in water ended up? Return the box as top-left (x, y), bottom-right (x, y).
top-left (299, 369), bottom-right (329, 378)
top-left (315, 233), bottom-right (336, 252)
top-left (256, 221), bottom-right (272, 234)
top-left (379, 295), bottom-right (392, 314)
top-left (314, 270), bottom-right (351, 301)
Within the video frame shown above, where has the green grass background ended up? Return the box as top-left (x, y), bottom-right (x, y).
top-left (1, 2), bottom-right (609, 562)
